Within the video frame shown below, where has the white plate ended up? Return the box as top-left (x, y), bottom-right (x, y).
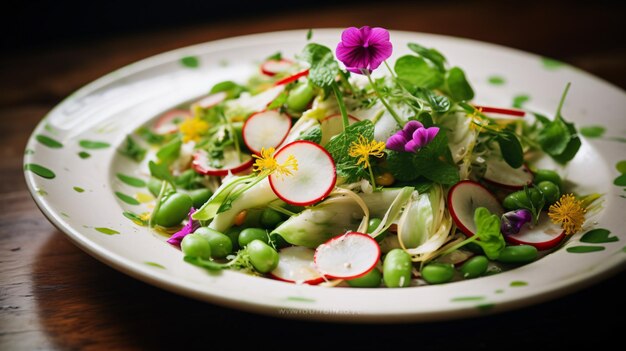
top-left (24, 29), bottom-right (626, 322)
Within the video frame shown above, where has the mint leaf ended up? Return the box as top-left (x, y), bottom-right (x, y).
top-left (445, 67), bottom-right (474, 101)
top-left (416, 88), bottom-right (450, 113)
top-left (300, 43), bottom-right (339, 89)
top-left (325, 120), bottom-right (375, 182)
top-left (394, 55), bottom-right (444, 89)
top-left (419, 159), bottom-right (459, 185)
top-left (473, 207), bottom-right (505, 260)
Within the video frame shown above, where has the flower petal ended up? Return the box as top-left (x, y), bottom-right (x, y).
top-left (386, 132), bottom-right (408, 152)
top-left (367, 27), bottom-right (391, 45)
top-left (340, 27), bottom-right (364, 47)
top-left (166, 208), bottom-right (199, 247)
top-left (368, 41), bottom-right (393, 70)
top-left (424, 126), bottom-right (440, 144)
top-left (402, 120), bottom-right (424, 139)
top-left (404, 139), bottom-right (419, 153)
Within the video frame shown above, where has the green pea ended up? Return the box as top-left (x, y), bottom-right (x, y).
top-left (238, 228), bottom-right (269, 247)
top-left (286, 83), bottom-right (315, 112)
top-left (537, 181), bottom-right (560, 205)
top-left (194, 227), bottom-right (233, 259)
top-left (347, 267), bottom-right (382, 288)
top-left (421, 263), bottom-right (455, 284)
top-left (181, 233), bottom-right (212, 259)
top-left (225, 227), bottom-right (242, 251)
top-left (497, 245), bottom-right (538, 264)
top-left (188, 188), bottom-right (212, 209)
top-left (175, 169), bottom-right (197, 189)
top-left (247, 240), bottom-right (279, 273)
top-left (460, 255), bottom-right (489, 279)
top-left (260, 208), bottom-right (283, 229)
top-left (367, 218), bottom-right (388, 243)
top-left (147, 177), bottom-right (163, 197)
top-left (383, 249), bottom-right (413, 288)
top-left (533, 169), bottom-right (562, 189)
top-left (154, 193), bottom-right (193, 227)
top-left (502, 188), bottom-right (543, 211)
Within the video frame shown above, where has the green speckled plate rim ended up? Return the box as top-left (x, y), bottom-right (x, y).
top-left (23, 29), bottom-right (626, 322)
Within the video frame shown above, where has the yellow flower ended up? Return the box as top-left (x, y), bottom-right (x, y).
top-left (348, 135), bottom-right (386, 169)
top-left (179, 117), bottom-right (209, 142)
top-left (548, 194), bottom-right (587, 235)
top-left (252, 147), bottom-right (298, 179)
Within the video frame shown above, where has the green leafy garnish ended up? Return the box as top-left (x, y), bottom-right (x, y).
top-left (148, 161), bottom-right (176, 186)
top-left (300, 43), bottom-right (339, 89)
top-left (155, 137), bottom-right (181, 165)
top-left (296, 125), bottom-right (322, 144)
top-left (119, 136), bottom-right (146, 162)
top-left (395, 55), bottom-right (444, 89)
top-left (210, 80), bottom-right (247, 99)
top-left (407, 43), bottom-right (447, 72)
top-left (441, 207), bottom-right (505, 260)
top-left (496, 131), bottom-right (524, 168)
top-left (445, 67), bottom-right (474, 101)
top-left (325, 120), bottom-right (375, 182)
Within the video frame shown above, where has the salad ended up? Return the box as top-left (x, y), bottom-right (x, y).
top-left (121, 27), bottom-right (600, 288)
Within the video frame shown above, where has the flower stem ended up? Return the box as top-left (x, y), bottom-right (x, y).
top-left (364, 71), bottom-right (404, 127)
top-left (440, 235), bottom-right (479, 257)
top-left (367, 165), bottom-right (377, 190)
top-left (331, 82), bottom-right (350, 131)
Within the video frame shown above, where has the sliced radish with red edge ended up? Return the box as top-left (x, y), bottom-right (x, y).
top-left (319, 113), bottom-right (360, 145)
top-left (269, 246), bottom-right (324, 285)
top-left (261, 59), bottom-right (294, 76)
top-left (314, 232), bottom-right (380, 280)
top-left (192, 149), bottom-right (253, 176)
top-left (275, 69), bottom-right (309, 86)
top-left (242, 110), bottom-right (292, 154)
top-left (192, 91), bottom-right (227, 109)
top-left (154, 109), bottom-right (192, 134)
top-left (506, 214), bottom-right (565, 250)
top-left (269, 140), bottom-right (336, 206)
top-left (474, 105), bottom-right (525, 117)
top-left (483, 155), bottom-right (533, 190)
top-left (448, 180), bottom-right (504, 237)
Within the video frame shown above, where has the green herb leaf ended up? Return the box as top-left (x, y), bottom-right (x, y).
top-left (416, 88), bottom-right (450, 113)
top-left (306, 29), bottom-right (313, 40)
top-left (209, 80), bottom-right (247, 99)
top-left (445, 67), bottom-right (474, 101)
top-left (394, 55), bottom-right (444, 89)
top-left (300, 43), bottom-right (339, 89)
top-left (325, 120), bottom-right (375, 182)
top-left (265, 52), bottom-right (282, 61)
top-left (267, 91), bottom-right (288, 110)
top-left (296, 125), bottom-right (322, 144)
top-left (497, 131), bottom-right (524, 168)
top-left (407, 43), bottom-right (447, 72)
top-left (148, 160), bottom-right (175, 185)
top-left (156, 138), bottom-right (182, 165)
top-left (119, 136), bottom-right (146, 162)
top-left (473, 207), bottom-right (505, 260)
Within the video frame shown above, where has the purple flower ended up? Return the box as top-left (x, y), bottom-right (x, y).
top-left (336, 26), bottom-right (393, 74)
top-left (167, 208), bottom-right (199, 247)
top-left (385, 120), bottom-right (439, 153)
top-left (500, 209), bottom-right (532, 235)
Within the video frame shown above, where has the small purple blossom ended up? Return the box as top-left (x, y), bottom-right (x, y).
top-left (385, 120), bottom-right (439, 153)
top-left (336, 26), bottom-right (393, 74)
top-left (500, 209), bottom-right (532, 235)
top-left (167, 208), bottom-right (200, 247)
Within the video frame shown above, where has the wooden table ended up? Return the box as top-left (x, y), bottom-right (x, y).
top-left (2, 2), bottom-right (625, 349)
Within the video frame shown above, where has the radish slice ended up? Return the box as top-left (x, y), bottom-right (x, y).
top-left (314, 232), bottom-right (380, 280)
top-left (242, 110), bottom-right (292, 154)
top-left (269, 246), bottom-right (324, 285)
top-left (275, 69), bottom-right (309, 86)
top-left (192, 149), bottom-right (253, 176)
top-left (483, 155), bottom-right (533, 190)
top-left (448, 180), bottom-right (504, 237)
top-left (154, 109), bottom-right (192, 134)
top-left (269, 140), bottom-right (336, 206)
top-left (319, 114), bottom-right (360, 146)
top-left (192, 91), bottom-right (227, 109)
top-left (474, 105), bottom-right (525, 117)
top-left (506, 214), bottom-right (565, 250)
top-left (261, 59), bottom-right (294, 76)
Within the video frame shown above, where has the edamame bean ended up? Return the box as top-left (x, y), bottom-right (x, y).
top-left (421, 263), bottom-right (455, 284)
top-left (194, 227), bottom-right (233, 259)
top-left (347, 267), bottom-right (382, 288)
top-left (238, 228), bottom-right (269, 247)
top-left (503, 188), bottom-right (543, 211)
top-left (383, 249), bottom-right (413, 288)
top-left (533, 169), bottom-right (562, 189)
top-left (537, 181), bottom-right (560, 205)
top-left (181, 233), bottom-right (212, 259)
top-left (497, 245), bottom-right (538, 263)
top-left (247, 239), bottom-right (279, 273)
top-left (225, 227), bottom-right (242, 251)
top-left (367, 218), bottom-right (388, 243)
top-left (188, 188), bottom-right (212, 209)
top-left (460, 255), bottom-right (489, 279)
top-left (154, 193), bottom-right (193, 227)
top-left (261, 208), bottom-right (283, 229)
top-left (286, 83), bottom-right (315, 112)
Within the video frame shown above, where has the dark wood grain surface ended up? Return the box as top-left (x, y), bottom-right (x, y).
top-left (2, 1), bottom-right (625, 349)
